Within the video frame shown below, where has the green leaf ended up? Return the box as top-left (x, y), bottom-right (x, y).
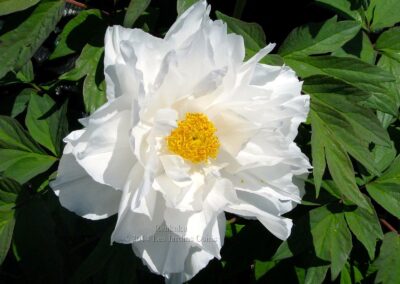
top-left (311, 107), bottom-right (326, 195)
top-left (306, 77), bottom-right (391, 209)
top-left (0, 177), bottom-right (21, 265)
top-left (279, 17), bottom-right (360, 57)
top-left (367, 0), bottom-right (400, 32)
top-left (25, 92), bottom-right (68, 156)
top-left (0, 178), bottom-right (21, 265)
top-left (304, 265), bottom-right (329, 284)
top-left (260, 54), bottom-right (285, 66)
top-left (286, 55), bottom-right (397, 115)
top-left (310, 205), bottom-right (352, 280)
top-left (50, 9), bottom-right (106, 60)
top-left (0, 116), bottom-right (56, 183)
top-left (0, 149), bottom-right (56, 183)
top-left (332, 31), bottom-right (376, 64)
top-left (344, 198), bottom-right (383, 259)
top-left (372, 141), bottom-right (397, 173)
top-left (366, 155), bottom-right (400, 218)
top-left (15, 60), bottom-right (34, 83)
top-left (11, 88), bottom-right (31, 118)
top-left (124, 0), bottom-right (151, 28)
top-left (254, 260), bottom-right (276, 280)
top-left (0, 0), bottom-right (64, 79)
top-left (376, 27), bottom-right (400, 63)
top-left (0, 0), bottom-right (40, 16)
top-left (314, 0), bottom-right (363, 23)
top-left (177, 0), bottom-right (198, 16)
top-left (0, 115), bottom-right (43, 152)
top-left (83, 65), bottom-right (107, 114)
top-left (324, 138), bottom-right (371, 211)
top-left (216, 11), bottom-right (266, 55)
top-left (225, 222), bottom-right (245, 238)
top-left (340, 262), bottom-right (363, 284)
top-left (373, 232), bottom-right (400, 284)
top-left (377, 54), bottom-right (400, 109)
top-left (61, 44), bottom-right (106, 113)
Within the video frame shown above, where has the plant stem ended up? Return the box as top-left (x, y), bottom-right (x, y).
top-left (379, 218), bottom-right (398, 233)
top-left (65, 0), bottom-right (87, 9)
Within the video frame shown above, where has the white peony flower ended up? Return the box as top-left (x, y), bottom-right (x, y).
top-left (51, 1), bottom-right (311, 282)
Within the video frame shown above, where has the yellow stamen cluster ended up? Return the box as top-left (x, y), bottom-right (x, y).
top-left (166, 113), bottom-right (220, 163)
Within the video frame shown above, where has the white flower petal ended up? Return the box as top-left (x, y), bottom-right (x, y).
top-left (165, 0), bottom-right (208, 47)
top-left (67, 102), bottom-right (135, 190)
top-left (132, 215), bottom-right (223, 282)
top-left (53, 1), bottom-right (312, 282)
top-left (165, 247), bottom-right (215, 283)
top-left (51, 144), bottom-right (121, 220)
top-left (111, 164), bottom-right (165, 243)
top-left (226, 203), bottom-right (293, 240)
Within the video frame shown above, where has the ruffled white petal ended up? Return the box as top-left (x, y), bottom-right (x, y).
top-left (51, 144), bottom-right (121, 220)
top-left (111, 164), bottom-right (165, 243)
top-left (66, 97), bottom-right (135, 190)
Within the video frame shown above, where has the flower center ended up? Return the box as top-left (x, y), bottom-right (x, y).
top-left (166, 113), bottom-right (220, 163)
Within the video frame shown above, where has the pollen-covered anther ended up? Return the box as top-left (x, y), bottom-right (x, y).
top-left (166, 112), bottom-right (220, 163)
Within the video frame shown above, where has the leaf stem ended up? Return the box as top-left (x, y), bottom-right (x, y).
top-left (379, 218), bottom-right (398, 234)
top-left (65, 0), bottom-right (87, 9)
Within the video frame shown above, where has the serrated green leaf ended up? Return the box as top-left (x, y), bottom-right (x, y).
top-left (50, 9), bottom-right (106, 60)
top-left (377, 55), bottom-right (400, 109)
top-left (25, 92), bottom-right (68, 156)
top-left (0, 115), bottom-right (43, 152)
top-left (0, 0), bottom-right (40, 16)
top-left (340, 262), bottom-right (363, 284)
top-left (15, 60), bottom-right (34, 83)
top-left (306, 77), bottom-right (391, 208)
top-left (0, 149), bottom-right (56, 183)
top-left (314, 0), bottom-right (363, 23)
top-left (124, 0), bottom-right (151, 28)
top-left (0, 116), bottom-right (56, 183)
top-left (260, 54), bottom-right (285, 66)
top-left (311, 110), bottom-right (326, 195)
top-left (60, 44), bottom-right (102, 81)
top-left (373, 232), bottom-right (400, 284)
top-left (286, 55), bottom-right (397, 115)
top-left (0, 0), bottom-right (64, 79)
top-left (332, 31), bottom-right (376, 64)
top-left (279, 17), bottom-right (360, 57)
top-left (344, 198), bottom-right (383, 259)
top-left (305, 265), bottom-right (329, 284)
top-left (61, 44), bottom-right (106, 113)
top-left (83, 64), bottom-right (107, 114)
top-left (324, 138), bottom-right (371, 211)
top-left (177, 0), bottom-right (199, 16)
top-left (367, 0), bottom-right (400, 32)
top-left (376, 27), bottom-right (400, 63)
top-left (0, 177), bottom-right (21, 265)
top-left (216, 11), bottom-right (266, 55)
top-left (310, 205), bottom-right (352, 280)
top-left (372, 142), bottom-right (397, 173)
top-left (366, 155), bottom-right (400, 218)
top-left (11, 88), bottom-right (32, 118)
